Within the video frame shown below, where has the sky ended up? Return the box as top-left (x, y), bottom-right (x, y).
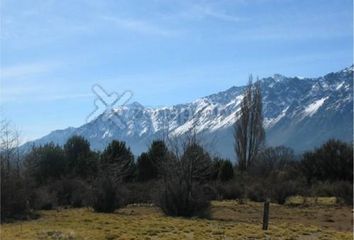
top-left (0, 0), bottom-right (353, 143)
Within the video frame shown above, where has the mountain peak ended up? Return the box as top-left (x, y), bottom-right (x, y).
top-left (273, 73), bottom-right (286, 81)
top-left (341, 65), bottom-right (354, 73)
top-left (127, 101), bottom-right (144, 108)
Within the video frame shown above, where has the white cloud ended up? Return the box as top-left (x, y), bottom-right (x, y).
top-left (192, 4), bottom-right (244, 23)
top-left (0, 62), bottom-right (59, 79)
top-left (1, 85), bottom-right (92, 103)
top-left (102, 16), bottom-right (180, 37)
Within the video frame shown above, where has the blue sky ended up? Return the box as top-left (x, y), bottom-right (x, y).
top-left (0, 0), bottom-right (352, 142)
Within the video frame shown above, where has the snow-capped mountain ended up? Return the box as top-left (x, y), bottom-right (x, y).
top-left (22, 66), bottom-right (353, 159)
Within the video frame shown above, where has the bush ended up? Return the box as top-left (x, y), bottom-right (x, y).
top-left (24, 143), bottom-right (66, 185)
top-left (29, 179), bottom-right (91, 209)
top-left (124, 181), bottom-right (158, 204)
top-left (180, 142), bottom-right (213, 182)
top-left (157, 178), bottom-right (210, 217)
top-left (32, 186), bottom-right (57, 210)
top-left (216, 181), bottom-right (244, 200)
top-left (136, 153), bottom-right (155, 182)
top-left (300, 139), bottom-right (353, 184)
top-left (155, 138), bottom-right (211, 218)
top-left (52, 179), bottom-right (91, 207)
top-left (311, 181), bottom-right (353, 206)
top-left (311, 182), bottom-right (335, 197)
top-left (92, 177), bottom-right (122, 213)
top-left (272, 180), bottom-right (300, 204)
top-left (251, 146), bottom-right (295, 178)
top-left (71, 185), bottom-right (91, 208)
top-left (1, 172), bottom-right (29, 220)
top-left (332, 181), bottom-right (353, 206)
top-left (218, 160), bottom-right (234, 182)
top-left (100, 140), bottom-right (135, 182)
top-left (202, 184), bottom-right (219, 200)
top-left (64, 135), bottom-right (98, 178)
top-left (147, 140), bottom-right (169, 178)
top-left (247, 183), bottom-right (266, 202)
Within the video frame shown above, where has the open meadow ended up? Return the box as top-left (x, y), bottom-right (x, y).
top-left (1, 199), bottom-right (352, 240)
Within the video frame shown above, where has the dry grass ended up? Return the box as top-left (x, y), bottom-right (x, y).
top-left (1, 200), bottom-right (352, 240)
top-left (211, 199), bottom-right (353, 233)
top-left (285, 196), bottom-right (338, 206)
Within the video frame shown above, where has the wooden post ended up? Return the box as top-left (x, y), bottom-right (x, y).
top-left (262, 199), bottom-right (270, 230)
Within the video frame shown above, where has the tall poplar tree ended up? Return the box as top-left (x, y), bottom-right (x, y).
top-left (234, 76), bottom-right (265, 171)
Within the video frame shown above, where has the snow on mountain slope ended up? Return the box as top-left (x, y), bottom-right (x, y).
top-left (21, 66), bottom-right (353, 159)
top-left (303, 97), bottom-right (328, 117)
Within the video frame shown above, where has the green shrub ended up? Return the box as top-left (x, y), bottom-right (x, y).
top-left (300, 139), bottom-right (353, 183)
top-left (157, 178), bottom-right (210, 217)
top-left (218, 160), bottom-right (234, 182)
top-left (92, 177), bottom-right (121, 213)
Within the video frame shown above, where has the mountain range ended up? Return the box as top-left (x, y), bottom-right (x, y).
top-left (22, 66), bottom-right (353, 160)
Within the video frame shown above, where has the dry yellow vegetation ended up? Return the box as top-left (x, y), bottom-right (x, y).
top-left (1, 200), bottom-right (352, 240)
top-left (285, 196), bottom-right (338, 206)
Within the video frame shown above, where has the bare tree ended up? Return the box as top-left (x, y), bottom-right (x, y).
top-left (157, 125), bottom-right (212, 217)
top-left (164, 121), bottom-right (213, 182)
top-left (0, 120), bottom-right (28, 220)
top-left (0, 120), bottom-right (21, 176)
top-left (234, 76), bottom-right (265, 172)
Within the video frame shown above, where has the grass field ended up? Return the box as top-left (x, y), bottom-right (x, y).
top-left (1, 200), bottom-right (352, 240)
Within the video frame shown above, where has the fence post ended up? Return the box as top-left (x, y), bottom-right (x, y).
top-left (262, 199), bottom-right (270, 230)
